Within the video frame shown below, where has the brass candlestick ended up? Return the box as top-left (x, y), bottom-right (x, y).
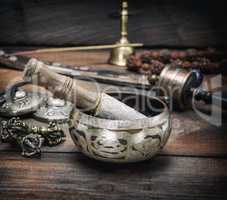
top-left (12, 0), bottom-right (143, 65)
top-left (109, 0), bottom-right (141, 66)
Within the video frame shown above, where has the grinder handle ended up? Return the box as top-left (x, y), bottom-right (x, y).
top-left (194, 88), bottom-right (227, 110)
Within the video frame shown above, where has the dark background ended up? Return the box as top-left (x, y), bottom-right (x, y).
top-left (0, 0), bottom-right (227, 47)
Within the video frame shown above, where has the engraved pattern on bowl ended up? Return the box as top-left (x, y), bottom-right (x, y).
top-left (69, 92), bottom-right (171, 163)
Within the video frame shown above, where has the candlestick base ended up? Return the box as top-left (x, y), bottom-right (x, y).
top-left (108, 38), bottom-right (134, 66)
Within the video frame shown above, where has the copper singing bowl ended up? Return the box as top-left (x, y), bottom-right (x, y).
top-left (69, 91), bottom-right (171, 163)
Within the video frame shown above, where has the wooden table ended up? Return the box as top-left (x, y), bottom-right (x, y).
top-left (0, 50), bottom-right (227, 200)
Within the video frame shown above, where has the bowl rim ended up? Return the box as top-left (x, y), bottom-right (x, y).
top-left (73, 91), bottom-right (170, 131)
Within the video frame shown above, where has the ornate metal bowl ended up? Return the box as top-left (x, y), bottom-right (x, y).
top-left (69, 91), bottom-right (171, 163)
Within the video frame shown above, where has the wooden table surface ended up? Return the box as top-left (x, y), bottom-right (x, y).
top-left (0, 50), bottom-right (227, 200)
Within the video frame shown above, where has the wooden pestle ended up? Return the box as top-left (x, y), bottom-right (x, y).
top-left (23, 58), bottom-right (146, 120)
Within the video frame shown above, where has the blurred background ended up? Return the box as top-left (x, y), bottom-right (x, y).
top-left (0, 0), bottom-right (227, 48)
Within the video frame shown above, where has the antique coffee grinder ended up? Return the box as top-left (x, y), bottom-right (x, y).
top-left (149, 65), bottom-right (227, 111)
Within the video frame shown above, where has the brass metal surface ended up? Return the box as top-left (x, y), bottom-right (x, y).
top-left (109, 0), bottom-right (142, 66)
top-left (158, 66), bottom-right (202, 110)
top-left (69, 90), bottom-right (171, 163)
top-left (0, 117), bottom-right (65, 157)
top-left (15, 43), bottom-right (142, 55)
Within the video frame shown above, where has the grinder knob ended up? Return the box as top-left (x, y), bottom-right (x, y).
top-left (193, 88), bottom-right (227, 110)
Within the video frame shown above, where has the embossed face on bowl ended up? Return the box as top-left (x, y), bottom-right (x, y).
top-left (129, 126), bottom-right (164, 159)
top-left (89, 131), bottom-right (128, 158)
top-left (72, 126), bottom-right (129, 160)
